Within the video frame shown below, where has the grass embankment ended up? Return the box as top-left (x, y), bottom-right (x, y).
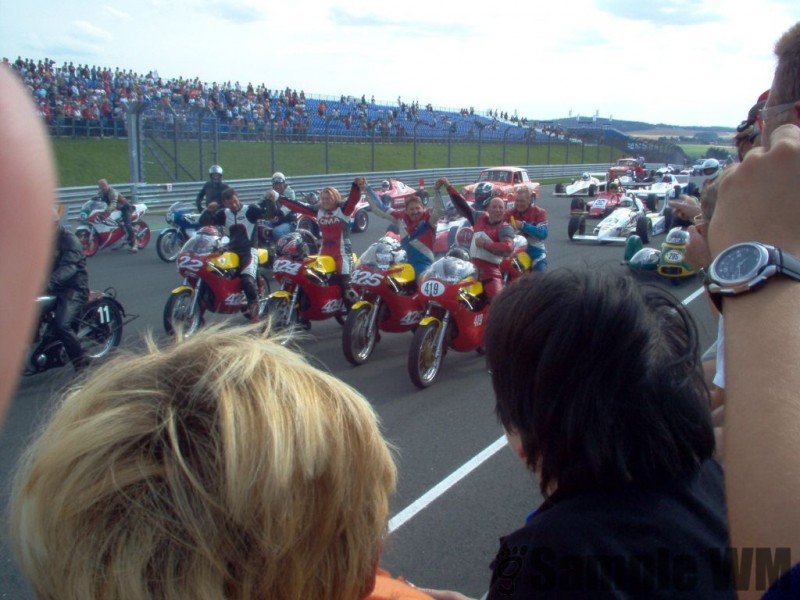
top-left (52, 137), bottom-right (624, 187)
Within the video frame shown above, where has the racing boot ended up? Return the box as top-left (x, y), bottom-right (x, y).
top-left (241, 274), bottom-right (260, 323)
top-left (340, 275), bottom-right (358, 309)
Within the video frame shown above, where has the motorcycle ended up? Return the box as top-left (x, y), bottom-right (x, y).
top-left (25, 288), bottom-right (130, 375)
top-left (407, 255), bottom-right (490, 389)
top-left (163, 228), bottom-right (271, 336)
top-left (156, 201), bottom-right (202, 262)
top-left (342, 238), bottom-right (424, 366)
top-left (266, 230), bottom-right (355, 337)
top-left (75, 197), bottom-right (151, 257)
top-left (445, 225), bottom-right (533, 285)
top-left (291, 191), bottom-right (371, 236)
top-left (624, 227), bottom-right (697, 285)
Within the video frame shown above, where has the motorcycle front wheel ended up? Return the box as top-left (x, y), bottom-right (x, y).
top-left (408, 321), bottom-right (443, 389)
top-left (77, 298), bottom-right (124, 359)
top-left (342, 304), bottom-right (377, 366)
top-left (163, 290), bottom-right (201, 337)
top-left (156, 228), bottom-right (185, 262)
top-left (133, 222), bottom-right (151, 249)
top-left (76, 229), bottom-right (100, 257)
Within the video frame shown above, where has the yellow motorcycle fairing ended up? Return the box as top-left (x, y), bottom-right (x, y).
top-left (389, 263), bottom-right (416, 284)
top-left (307, 254), bottom-right (338, 274)
top-left (351, 300), bottom-right (373, 311)
top-left (514, 252), bottom-right (533, 272)
top-left (257, 248), bottom-right (269, 265)
top-left (269, 290), bottom-right (294, 300)
top-left (208, 250), bottom-right (240, 271)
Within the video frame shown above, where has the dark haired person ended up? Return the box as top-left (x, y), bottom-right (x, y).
top-left (424, 269), bottom-right (733, 599)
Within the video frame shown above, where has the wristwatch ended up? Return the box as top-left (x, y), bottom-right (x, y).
top-left (705, 242), bottom-right (800, 311)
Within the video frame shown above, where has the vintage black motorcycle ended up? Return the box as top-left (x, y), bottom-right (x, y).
top-left (25, 288), bottom-right (131, 374)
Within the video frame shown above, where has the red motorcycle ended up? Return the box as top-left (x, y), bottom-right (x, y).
top-left (407, 254), bottom-right (490, 388)
top-left (75, 197), bottom-right (151, 256)
top-left (342, 238), bottom-right (425, 365)
top-left (445, 225), bottom-right (533, 285)
top-left (163, 228), bottom-right (270, 336)
top-left (266, 230), bottom-right (355, 336)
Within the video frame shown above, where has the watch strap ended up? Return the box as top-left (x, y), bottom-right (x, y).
top-left (777, 248), bottom-right (800, 282)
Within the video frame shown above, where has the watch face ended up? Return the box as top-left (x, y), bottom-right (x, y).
top-left (712, 243), bottom-right (765, 284)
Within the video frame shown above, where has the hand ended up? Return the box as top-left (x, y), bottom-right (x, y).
top-left (684, 225), bottom-right (712, 271)
top-left (354, 176), bottom-right (367, 190)
top-left (709, 124), bottom-right (800, 257)
top-left (207, 201), bottom-right (219, 212)
top-left (435, 177), bottom-right (449, 190)
top-left (474, 237), bottom-right (485, 249)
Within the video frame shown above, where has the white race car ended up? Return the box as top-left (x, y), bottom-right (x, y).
top-left (568, 196), bottom-right (672, 244)
top-left (554, 172), bottom-right (606, 197)
top-left (631, 174), bottom-right (687, 208)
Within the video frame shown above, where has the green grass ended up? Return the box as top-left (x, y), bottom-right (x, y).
top-left (51, 137), bottom-right (625, 187)
top-left (678, 143), bottom-right (731, 160)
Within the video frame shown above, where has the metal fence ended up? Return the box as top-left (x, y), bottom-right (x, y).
top-left (58, 163), bottom-right (612, 222)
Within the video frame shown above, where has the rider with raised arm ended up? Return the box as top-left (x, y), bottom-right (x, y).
top-left (437, 177), bottom-right (514, 300)
top-left (278, 182), bottom-right (361, 305)
top-left (358, 176), bottom-right (444, 277)
top-left (97, 178), bottom-right (137, 252)
top-left (507, 185), bottom-right (549, 272)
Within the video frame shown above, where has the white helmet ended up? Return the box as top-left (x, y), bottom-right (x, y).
top-left (581, 172), bottom-right (591, 181)
top-left (271, 172), bottom-right (286, 185)
top-left (209, 164), bottom-right (223, 176)
top-left (381, 180), bottom-right (391, 190)
top-left (701, 159), bottom-right (720, 182)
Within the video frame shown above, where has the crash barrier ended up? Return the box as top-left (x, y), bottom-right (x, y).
top-left (57, 164), bottom-right (612, 221)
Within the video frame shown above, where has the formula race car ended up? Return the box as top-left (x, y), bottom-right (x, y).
top-left (631, 174), bottom-right (686, 208)
top-left (568, 195), bottom-right (672, 244)
top-left (373, 178), bottom-right (419, 210)
top-left (554, 172), bottom-right (606, 196)
top-left (571, 189), bottom-right (634, 219)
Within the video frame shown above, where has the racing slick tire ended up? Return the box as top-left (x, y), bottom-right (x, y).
top-left (645, 194), bottom-right (657, 212)
top-left (662, 207), bottom-right (673, 232)
top-left (408, 321), bottom-right (443, 389)
top-left (352, 209), bottom-right (369, 233)
top-left (554, 183), bottom-right (565, 194)
top-left (570, 197), bottom-right (586, 212)
top-left (342, 304), bottom-right (378, 366)
top-left (567, 215), bottom-right (586, 240)
top-left (588, 184), bottom-right (597, 197)
top-left (635, 216), bottom-right (652, 244)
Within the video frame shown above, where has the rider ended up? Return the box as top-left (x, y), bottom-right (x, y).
top-left (264, 171), bottom-right (297, 241)
top-left (437, 177), bottom-right (514, 300)
top-left (195, 164), bottom-right (229, 213)
top-left (358, 176), bottom-right (444, 278)
top-left (472, 182), bottom-right (495, 211)
top-left (49, 210), bottom-right (90, 370)
top-left (97, 178), bottom-right (137, 252)
top-left (507, 186), bottom-right (549, 272)
top-left (213, 188), bottom-right (264, 323)
top-left (278, 183), bottom-right (361, 306)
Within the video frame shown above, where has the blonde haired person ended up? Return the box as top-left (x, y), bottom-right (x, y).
top-left (9, 326), bottom-right (431, 600)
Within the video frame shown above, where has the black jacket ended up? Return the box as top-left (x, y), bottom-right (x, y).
top-left (49, 227), bottom-right (89, 294)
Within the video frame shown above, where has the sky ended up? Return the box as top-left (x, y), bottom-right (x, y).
top-left (2, 0), bottom-right (799, 129)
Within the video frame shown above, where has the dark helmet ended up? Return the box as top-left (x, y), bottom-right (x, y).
top-left (474, 182), bottom-right (494, 207)
top-left (446, 245), bottom-right (471, 262)
top-left (275, 231), bottom-right (309, 259)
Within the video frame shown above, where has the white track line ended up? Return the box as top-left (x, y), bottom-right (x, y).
top-left (387, 286), bottom-right (707, 533)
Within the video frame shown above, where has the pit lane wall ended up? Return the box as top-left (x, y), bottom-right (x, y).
top-left (57, 164), bottom-right (612, 222)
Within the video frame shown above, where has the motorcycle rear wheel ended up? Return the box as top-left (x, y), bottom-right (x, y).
top-left (77, 298), bottom-right (123, 359)
top-left (76, 229), bottom-right (100, 257)
top-left (133, 221), bottom-right (151, 249)
top-left (156, 228), bottom-right (185, 262)
top-left (342, 305), bottom-right (377, 366)
top-left (408, 321), bottom-right (443, 389)
top-left (163, 290), bottom-right (201, 337)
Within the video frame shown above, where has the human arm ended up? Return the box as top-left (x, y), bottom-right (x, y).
top-left (707, 123), bottom-right (800, 598)
top-left (341, 181), bottom-right (362, 217)
top-left (245, 203), bottom-right (267, 224)
top-left (475, 222), bottom-right (514, 254)
top-left (48, 231), bottom-right (83, 290)
top-left (196, 182), bottom-right (208, 212)
top-left (278, 196), bottom-right (315, 218)
top-left (358, 178), bottom-right (393, 220)
top-left (436, 177), bottom-right (474, 225)
top-left (518, 208), bottom-right (548, 240)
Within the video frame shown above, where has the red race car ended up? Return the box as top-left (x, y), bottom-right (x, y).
top-left (462, 167), bottom-right (540, 208)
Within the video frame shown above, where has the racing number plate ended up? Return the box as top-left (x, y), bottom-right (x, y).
top-left (664, 250), bottom-right (683, 263)
top-left (420, 280), bottom-right (445, 297)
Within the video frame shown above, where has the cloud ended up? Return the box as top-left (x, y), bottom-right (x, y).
top-left (329, 7), bottom-right (469, 36)
top-left (72, 21), bottom-right (114, 43)
top-left (595, 0), bottom-right (722, 26)
top-left (104, 5), bottom-right (132, 19)
top-left (199, 1), bottom-right (265, 24)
